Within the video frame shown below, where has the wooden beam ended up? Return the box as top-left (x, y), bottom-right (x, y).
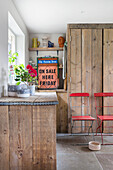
top-left (68, 24), bottom-right (113, 29)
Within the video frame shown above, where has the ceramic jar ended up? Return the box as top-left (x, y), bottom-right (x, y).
top-left (42, 37), bottom-right (48, 48)
top-left (58, 36), bottom-right (65, 47)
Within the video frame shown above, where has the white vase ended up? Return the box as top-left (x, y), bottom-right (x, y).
top-left (29, 85), bottom-right (35, 96)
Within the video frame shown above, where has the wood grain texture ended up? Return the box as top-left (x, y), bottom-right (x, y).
top-left (33, 105), bottom-right (56, 170)
top-left (103, 29), bottom-right (113, 133)
top-left (68, 24), bottom-right (113, 29)
top-left (67, 27), bottom-right (71, 133)
top-left (0, 92), bottom-right (58, 103)
top-left (82, 29), bottom-right (92, 132)
top-left (90, 29), bottom-right (102, 132)
top-left (68, 27), bottom-right (102, 133)
top-left (82, 29), bottom-right (102, 132)
top-left (9, 106), bottom-right (32, 170)
top-left (56, 92), bottom-right (68, 133)
top-left (0, 106), bottom-right (9, 170)
top-left (29, 47), bottom-right (63, 51)
top-left (70, 29), bottom-right (82, 133)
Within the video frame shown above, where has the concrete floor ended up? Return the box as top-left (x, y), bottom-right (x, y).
top-left (57, 134), bottom-right (113, 170)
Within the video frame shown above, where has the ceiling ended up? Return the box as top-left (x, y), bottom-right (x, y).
top-left (12, 0), bottom-right (113, 34)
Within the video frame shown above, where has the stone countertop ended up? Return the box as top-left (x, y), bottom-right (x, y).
top-left (0, 92), bottom-right (58, 105)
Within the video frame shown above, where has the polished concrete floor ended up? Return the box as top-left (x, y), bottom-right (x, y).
top-left (57, 134), bottom-right (113, 170)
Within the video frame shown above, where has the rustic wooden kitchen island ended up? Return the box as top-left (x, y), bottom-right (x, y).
top-left (0, 92), bottom-right (58, 170)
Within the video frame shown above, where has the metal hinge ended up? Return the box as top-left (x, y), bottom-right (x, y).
top-left (70, 36), bottom-right (72, 42)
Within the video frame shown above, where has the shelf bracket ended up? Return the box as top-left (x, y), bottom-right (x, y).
top-left (57, 50), bottom-right (59, 56)
top-left (36, 50), bottom-right (38, 56)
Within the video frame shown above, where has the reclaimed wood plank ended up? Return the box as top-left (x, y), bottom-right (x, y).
top-left (9, 106), bottom-right (32, 170)
top-left (67, 26), bottom-right (71, 133)
top-left (70, 29), bottom-right (82, 133)
top-left (68, 24), bottom-right (113, 29)
top-left (29, 47), bottom-right (63, 51)
top-left (82, 29), bottom-right (102, 132)
top-left (91, 29), bottom-right (102, 132)
top-left (103, 29), bottom-right (113, 133)
top-left (0, 92), bottom-right (58, 103)
top-left (56, 92), bottom-right (68, 133)
top-left (0, 106), bottom-right (9, 170)
top-left (33, 105), bottom-right (56, 170)
top-left (82, 29), bottom-right (92, 132)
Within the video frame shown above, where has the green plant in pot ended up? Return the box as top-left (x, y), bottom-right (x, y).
top-left (14, 64), bottom-right (38, 96)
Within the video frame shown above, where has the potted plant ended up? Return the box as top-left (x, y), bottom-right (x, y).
top-left (14, 64), bottom-right (38, 96)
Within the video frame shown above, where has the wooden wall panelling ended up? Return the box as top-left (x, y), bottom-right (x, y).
top-left (0, 106), bottom-right (9, 170)
top-left (56, 92), bottom-right (68, 133)
top-left (103, 29), bottom-right (113, 133)
top-left (9, 106), bottom-right (32, 170)
top-left (70, 29), bottom-right (82, 133)
top-left (82, 29), bottom-right (102, 132)
top-left (91, 29), bottom-right (102, 132)
top-left (33, 105), bottom-right (56, 170)
top-left (82, 29), bottom-right (92, 132)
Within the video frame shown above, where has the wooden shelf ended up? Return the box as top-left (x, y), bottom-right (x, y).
top-left (29, 47), bottom-right (63, 51)
top-left (36, 89), bottom-right (67, 93)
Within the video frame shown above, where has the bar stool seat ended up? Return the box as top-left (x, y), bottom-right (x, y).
top-left (72, 116), bottom-right (95, 121)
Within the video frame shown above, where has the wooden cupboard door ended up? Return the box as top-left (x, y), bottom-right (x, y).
top-left (82, 29), bottom-right (102, 132)
top-left (68, 28), bottom-right (102, 133)
top-left (103, 29), bottom-right (113, 133)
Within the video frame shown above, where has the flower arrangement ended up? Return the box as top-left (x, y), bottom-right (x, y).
top-left (14, 64), bottom-right (38, 86)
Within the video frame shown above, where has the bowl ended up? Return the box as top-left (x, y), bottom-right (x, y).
top-left (89, 141), bottom-right (101, 151)
top-left (8, 85), bottom-right (21, 97)
top-left (17, 89), bottom-right (30, 98)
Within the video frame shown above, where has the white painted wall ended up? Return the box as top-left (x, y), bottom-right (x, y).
top-left (0, 0), bottom-right (29, 97)
top-left (16, 35), bottom-right (25, 66)
top-left (13, 0), bottom-right (113, 33)
top-left (29, 33), bottom-right (66, 65)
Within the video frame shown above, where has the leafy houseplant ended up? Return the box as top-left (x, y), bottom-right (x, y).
top-left (14, 64), bottom-right (38, 96)
top-left (14, 64), bottom-right (38, 85)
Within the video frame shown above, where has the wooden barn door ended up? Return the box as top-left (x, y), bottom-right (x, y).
top-left (68, 28), bottom-right (102, 133)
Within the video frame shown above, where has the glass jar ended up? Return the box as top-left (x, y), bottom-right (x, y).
top-left (42, 37), bottom-right (48, 48)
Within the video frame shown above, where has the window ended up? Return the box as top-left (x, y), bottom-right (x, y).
top-left (8, 29), bottom-right (16, 54)
top-left (8, 29), bottom-right (16, 84)
top-left (8, 12), bottom-right (25, 85)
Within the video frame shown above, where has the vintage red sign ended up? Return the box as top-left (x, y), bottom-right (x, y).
top-left (37, 57), bottom-right (59, 89)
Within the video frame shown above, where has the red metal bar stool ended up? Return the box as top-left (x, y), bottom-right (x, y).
top-left (94, 93), bottom-right (113, 145)
top-left (70, 93), bottom-right (95, 142)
